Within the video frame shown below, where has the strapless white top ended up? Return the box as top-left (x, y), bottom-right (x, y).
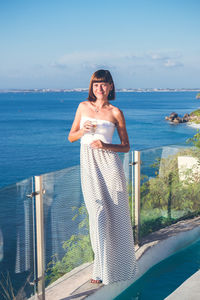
top-left (80, 116), bottom-right (115, 145)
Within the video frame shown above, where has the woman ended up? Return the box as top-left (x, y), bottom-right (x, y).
top-left (68, 69), bottom-right (137, 285)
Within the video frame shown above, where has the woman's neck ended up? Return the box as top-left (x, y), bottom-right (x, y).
top-left (94, 98), bottom-right (109, 108)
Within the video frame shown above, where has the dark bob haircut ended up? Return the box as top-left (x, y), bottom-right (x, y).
top-left (87, 69), bottom-right (115, 101)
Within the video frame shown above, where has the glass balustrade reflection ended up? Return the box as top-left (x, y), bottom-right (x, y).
top-left (0, 178), bottom-right (36, 299)
top-left (41, 165), bottom-right (91, 287)
top-left (0, 153), bottom-right (132, 298)
top-left (41, 153), bottom-right (131, 287)
top-left (120, 151), bottom-right (135, 227)
top-left (139, 145), bottom-right (200, 241)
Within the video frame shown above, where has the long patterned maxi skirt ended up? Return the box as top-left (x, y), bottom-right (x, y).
top-left (80, 144), bottom-right (137, 285)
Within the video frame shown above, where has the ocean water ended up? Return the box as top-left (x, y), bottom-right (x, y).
top-left (0, 91), bottom-right (199, 188)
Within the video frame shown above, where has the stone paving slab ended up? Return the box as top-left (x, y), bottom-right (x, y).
top-left (165, 270), bottom-right (200, 300)
top-left (45, 263), bottom-right (98, 300)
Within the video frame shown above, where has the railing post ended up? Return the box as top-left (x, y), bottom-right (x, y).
top-left (134, 151), bottom-right (141, 245)
top-left (35, 175), bottom-right (45, 300)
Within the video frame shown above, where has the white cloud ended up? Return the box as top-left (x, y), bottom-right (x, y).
top-left (150, 53), bottom-right (170, 61)
top-left (51, 51), bottom-right (141, 69)
top-left (164, 59), bottom-right (183, 68)
top-left (148, 51), bottom-right (183, 68)
top-left (51, 50), bottom-right (184, 72)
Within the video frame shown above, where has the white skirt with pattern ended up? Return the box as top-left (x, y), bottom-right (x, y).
top-left (80, 144), bottom-right (137, 285)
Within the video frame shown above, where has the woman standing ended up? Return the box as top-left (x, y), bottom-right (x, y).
top-left (68, 70), bottom-right (137, 285)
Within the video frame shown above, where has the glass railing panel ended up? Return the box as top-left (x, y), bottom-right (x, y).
top-left (118, 151), bottom-right (130, 181)
top-left (41, 165), bottom-right (92, 288)
top-left (0, 178), bottom-right (36, 299)
top-left (139, 145), bottom-right (200, 241)
top-left (173, 146), bottom-right (200, 218)
top-left (119, 151), bottom-right (135, 227)
top-left (41, 152), bottom-right (133, 288)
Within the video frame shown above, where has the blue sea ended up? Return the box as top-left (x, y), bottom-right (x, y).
top-left (0, 91), bottom-right (199, 188)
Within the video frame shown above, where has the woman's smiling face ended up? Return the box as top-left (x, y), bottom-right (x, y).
top-left (92, 82), bottom-right (113, 100)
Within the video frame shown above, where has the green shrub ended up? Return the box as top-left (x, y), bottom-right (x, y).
top-left (187, 130), bottom-right (200, 149)
top-left (46, 206), bottom-right (93, 284)
top-left (190, 109), bottom-right (200, 117)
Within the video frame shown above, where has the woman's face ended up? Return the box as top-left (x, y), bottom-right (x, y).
top-left (92, 82), bottom-right (113, 100)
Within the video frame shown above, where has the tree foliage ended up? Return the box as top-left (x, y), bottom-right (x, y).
top-left (187, 129), bottom-right (200, 149)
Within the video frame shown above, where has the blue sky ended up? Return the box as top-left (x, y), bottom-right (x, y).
top-left (0, 0), bottom-right (199, 89)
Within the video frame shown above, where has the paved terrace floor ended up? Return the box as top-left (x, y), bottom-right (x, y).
top-left (38, 216), bottom-right (200, 300)
top-left (165, 269), bottom-right (200, 300)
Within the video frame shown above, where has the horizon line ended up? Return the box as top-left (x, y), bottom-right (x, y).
top-left (0, 87), bottom-right (200, 93)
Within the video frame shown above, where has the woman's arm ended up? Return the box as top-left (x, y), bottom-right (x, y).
top-left (90, 108), bottom-right (130, 153)
top-left (68, 103), bottom-right (92, 142)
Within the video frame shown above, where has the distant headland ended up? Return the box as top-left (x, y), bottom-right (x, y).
top-left (0, 88), bottom-right (200, 93)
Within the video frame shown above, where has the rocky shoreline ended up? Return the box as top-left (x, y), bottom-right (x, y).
top-left (165, 110), bottom-right (200, 124)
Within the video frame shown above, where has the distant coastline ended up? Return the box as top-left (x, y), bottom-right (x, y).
top-left (0, 88), bottom-right (200, 93)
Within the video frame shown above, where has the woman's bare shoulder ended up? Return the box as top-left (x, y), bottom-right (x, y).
top-left (109, 105), bottom-right (125, 125)
top-left (110, 104), bottom-right (123, 117)
top-left (79, 100), bottom-right (89, 107)
top-left (77, 101), bottom-right (90, 111)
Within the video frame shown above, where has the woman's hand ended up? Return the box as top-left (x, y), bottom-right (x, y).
top-left (90, 139), bottom-right (105, 149)
top-left (82, 120), bottom-right (93, 133)
top-left (68, 102), bottom-right (94, 142)
top-left (89, 108), bottom-right (130, 153)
